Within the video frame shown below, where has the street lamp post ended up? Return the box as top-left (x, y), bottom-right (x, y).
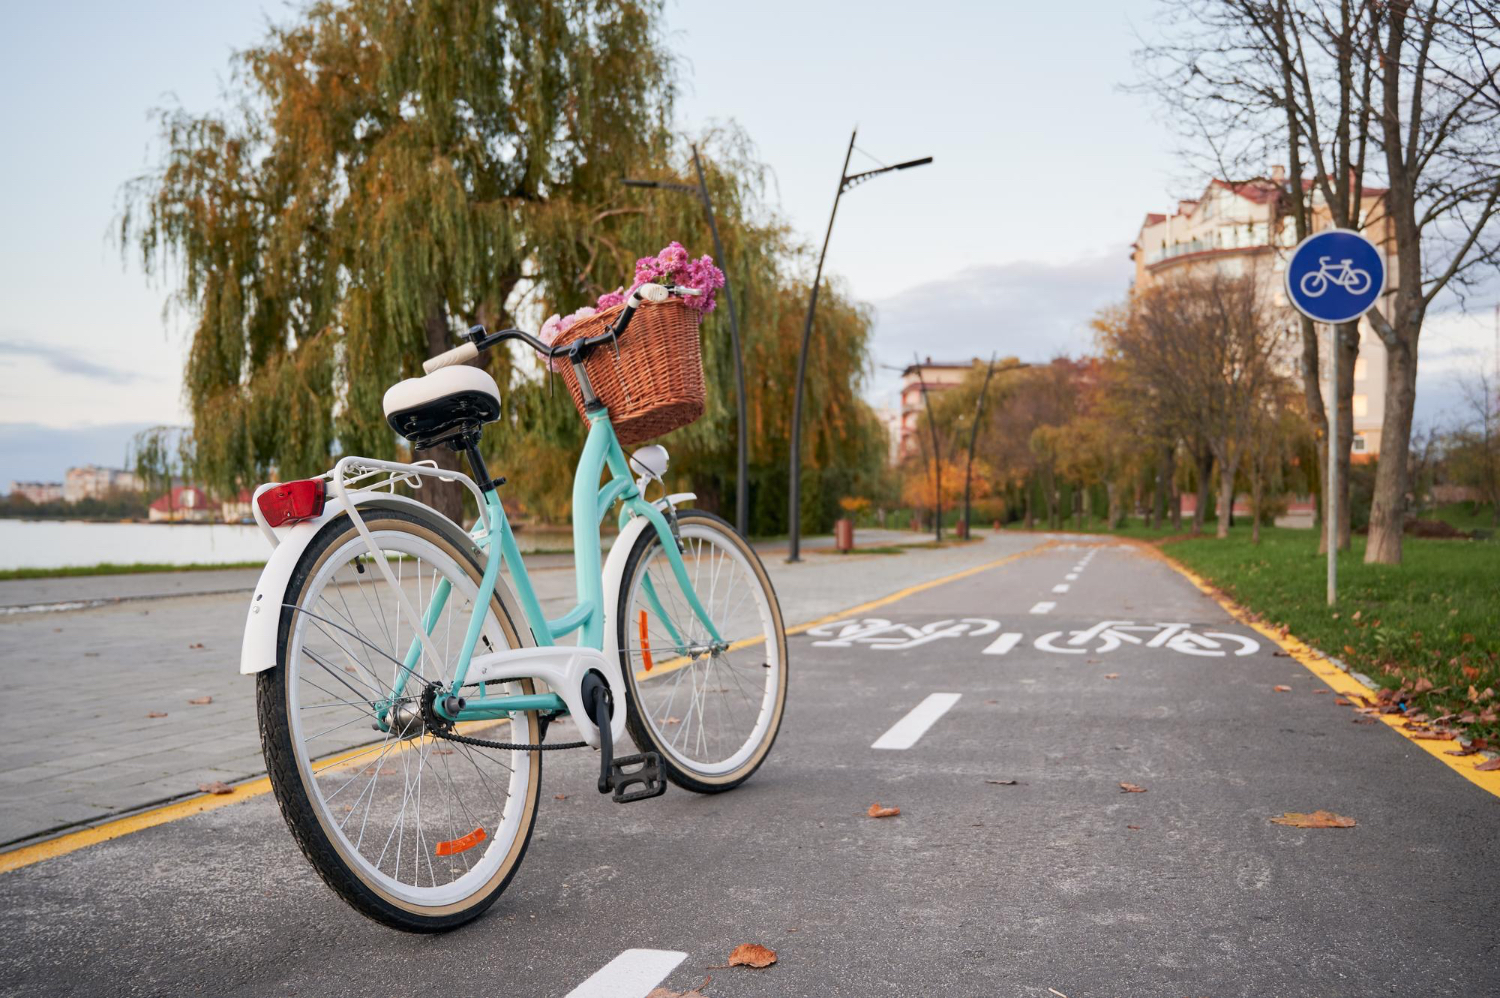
top-left (912, 353), bottom-right (944, 543)
top-left (622, 144), bottom-right (749, 537)
top-left (786, 129), bottom-right (932, 561)
top-left (961, 354), bottom-right (1000, 536)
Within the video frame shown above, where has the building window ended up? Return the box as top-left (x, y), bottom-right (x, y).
top-left (1352, 435), bottom-right (1366, 453)
top-left (1352, 394), bottom-right (1368, 417)
top-left (1353, 358), bottom-right (1367, 381)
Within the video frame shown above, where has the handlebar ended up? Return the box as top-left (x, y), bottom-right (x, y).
top-left (422, 282), bottom-right (698, 375)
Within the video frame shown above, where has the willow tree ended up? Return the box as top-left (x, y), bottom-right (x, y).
top-left (122, 0), bottom-right (675, 521)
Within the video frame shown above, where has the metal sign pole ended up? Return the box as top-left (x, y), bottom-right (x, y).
top-left (1283, 227), bottom-right (1384, 609)
top-left (1326, 322), bottom-right (1337, 607)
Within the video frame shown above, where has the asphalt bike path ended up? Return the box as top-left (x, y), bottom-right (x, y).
top-left (1, 540), bottom-right (1496, 995)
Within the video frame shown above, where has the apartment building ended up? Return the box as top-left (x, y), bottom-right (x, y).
top-left (9, 481), bottom-right (64, 504)
top-left (895, 359), bottom-right (979, 460)
top-left (63, 465), bottom-right (142, 503)
top-left (1131, 171), bottom-right (1395, 458)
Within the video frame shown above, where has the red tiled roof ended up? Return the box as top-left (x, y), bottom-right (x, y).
top-left (149, 485), bottom-right (209, 512)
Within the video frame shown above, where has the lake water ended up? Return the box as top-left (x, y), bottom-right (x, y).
top-left (0, 519), bottom-right (272, 570)
top-left (0, 518), bottom-right (579, 570)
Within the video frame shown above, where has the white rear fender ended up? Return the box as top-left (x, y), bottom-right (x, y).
top-left (239, 492), bottom-right (474, 676)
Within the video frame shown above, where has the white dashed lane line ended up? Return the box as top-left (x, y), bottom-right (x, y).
top-left (872, 693), bottom-right (962, 750)
top-left (1029, 601), bottom-right (1056, 614)
top-left (982, 632), bottom-right (1024, 656)
top-left (565, 949), bottom-right (687, 998)
top-left (1052, 583), bottom-right (1070, 593)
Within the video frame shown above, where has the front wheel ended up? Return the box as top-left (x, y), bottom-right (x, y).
top-left (617, 509), bottom-right (788, 793)
top-left (1300, 271), bottom-right (1328, 298)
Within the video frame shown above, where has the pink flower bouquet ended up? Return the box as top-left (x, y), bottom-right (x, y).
top-left (597, 241), bottom-right (725, 315)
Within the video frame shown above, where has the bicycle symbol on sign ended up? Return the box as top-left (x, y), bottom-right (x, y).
top-left (1033, 621), bottom-right (1259, 657)
top-left (806, 617), bottom-right (1001, 651)
top-left (1299, 257), bottom-right (1373, 298)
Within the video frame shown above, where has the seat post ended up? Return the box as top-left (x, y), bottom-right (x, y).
top-left (456, 432), bottom-right (502, 494)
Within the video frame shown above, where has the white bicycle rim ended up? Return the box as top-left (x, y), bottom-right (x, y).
top-left (285, 528), bottom-right (535, 909)
top-left (624, 521), bottom-right (782, 776)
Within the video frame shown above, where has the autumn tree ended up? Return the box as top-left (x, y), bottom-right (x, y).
top-left (122, 2), bottom-right (882, 535)
top-left (1137, 0), bottom-right (1500, 563)
top-left (1100, 271), bottom-right (1289, 538)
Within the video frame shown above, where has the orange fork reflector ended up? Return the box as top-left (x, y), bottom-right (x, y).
top-left (638, 610), bottom-right (654, 671)
top-left (435, 827), bottom-right (486, 857)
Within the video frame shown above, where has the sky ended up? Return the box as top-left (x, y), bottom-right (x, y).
top-left (0, 1), bottom-right (1494, 485)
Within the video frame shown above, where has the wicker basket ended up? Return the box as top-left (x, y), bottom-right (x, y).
top-left (552, 298), bottom-right (706, 447)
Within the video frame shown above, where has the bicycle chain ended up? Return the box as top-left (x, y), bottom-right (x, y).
top-left (419, 682), bottom-right (585, 752)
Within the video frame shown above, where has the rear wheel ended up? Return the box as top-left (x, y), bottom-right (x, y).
top-left (257, 505), bottom-right (542, 931)
top-left (616, 510), bottom-right (788, 793)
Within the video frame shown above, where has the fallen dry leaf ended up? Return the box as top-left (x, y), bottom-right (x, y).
top-left (727, 943), bottom-right (777, 969)
top-left (1119, 782), bottom-right (1147, 793)
top-left (1352, 717), bottom-right (1377, 725)
top-left (867, 803), bottom-right (901, 818)
top-left (663, 716), bottom-right (681, 725)
top-left (189, 642), bottom-right (205, 650)
top-left (1269, 810), bottom-right (1356, 828)
top-left (1333, 698), bottom-right (1352, 706)
top-left (1412, 676), bottom-right (1435, 694)
top-left (985, 779), bottom-right (1021, 786)
top-left (147, 711), bottom-right (168, 718)
top-left (1273, 685), bottom-right (1292, 693)
top-left (198, 781), bottom-right (234, 795)
top-left (187, 696), bottom-right (213, 705)
top-left (1462, 665), bottom-right (1481, 680)
top-left (1313, 689), bottom-right (1329, 695)
top-left (1104, 673), bottom-right (1120, 680)
top-left (1475, 758), bottom-right (1500, 772)
top-left (554, 794), bottom-right (567, 800)
top-left (984, 698), bottom-right (999, 704)
top-left (1445, 744), bottom-right (1479, 757)
top-left (1410, 730), bottom-right (1456, 741)
top-left (1126, 824), bottom-right (1141, 830)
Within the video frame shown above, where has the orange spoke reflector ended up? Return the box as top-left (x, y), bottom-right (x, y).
top-left (435, 827), bottom-right (485, 857)
top-left (639, 610), bottom-right (654, 671)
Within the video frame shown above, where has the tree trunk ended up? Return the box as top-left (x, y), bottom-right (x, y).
top-left (1023, 482), bottom-right (1034, 530)
top-left (1216, 455), bottom-right (1238, 539)
top-left (1192, 445), bottom-right (1212, 535)
top-left (1106, 481), bottom-right (1120, 530)
top-left (421, 296), bottom-right (468, 525)
top-left (1366, 332), bottom-right (1418, 563)
top-left (1250, 462), bottom-right (1263, 545)
top-left (1168, 447), bottom-right (1182, 530)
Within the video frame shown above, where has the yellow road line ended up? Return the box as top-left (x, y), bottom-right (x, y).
top-left (1132, 541), bottom-right (1500, 801)
top-left (0, 716), bottom-right (516, 876)
top-left (3, 541), bottom-right (1056, 874)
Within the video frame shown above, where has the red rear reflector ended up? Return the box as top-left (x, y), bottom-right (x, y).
top-left (435, 827), bottom-right (486, 857)
top-left (257, 479), bottom-right (327, 527)
top-left (638, 610), bottom-right (653, 671)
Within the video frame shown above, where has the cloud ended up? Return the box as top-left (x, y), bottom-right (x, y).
top-left (864, 250), bottom-right (1132, 404)
top-left (0, 421), bottom-right (158, 487)
top-left (0, 339), bottom-right (156, 385)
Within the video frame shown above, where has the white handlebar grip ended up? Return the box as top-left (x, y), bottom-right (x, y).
top-left (636, 283), bottom-right (670, 304)
top-left (422, 341), bottom-right (479, 374)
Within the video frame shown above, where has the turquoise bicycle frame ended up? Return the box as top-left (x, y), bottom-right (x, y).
top-left (376, 408), bottom-right (724, 728)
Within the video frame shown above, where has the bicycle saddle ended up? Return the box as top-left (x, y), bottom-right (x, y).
top-left (383, 364), bottom-right (501, 450)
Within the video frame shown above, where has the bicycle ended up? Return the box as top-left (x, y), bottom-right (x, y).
top-left (239, 283), bottom-right (788, 931)
top-left (1299, 256), bottom-right (1373, 297)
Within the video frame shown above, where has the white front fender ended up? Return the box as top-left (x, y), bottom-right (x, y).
top-left (239, 492), bottom-right (467, 675)
top-left (600, 493), bottom-right (695, 690)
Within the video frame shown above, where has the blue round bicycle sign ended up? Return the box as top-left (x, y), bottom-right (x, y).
top-left (1285, 228), bottom-right (1385, 323)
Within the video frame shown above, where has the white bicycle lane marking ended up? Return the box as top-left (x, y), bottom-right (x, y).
top-left (873, 693), bottom-right (962, 750)
top-left (565, 949), bottom-right (687, 998)
top-left (805, 617), bottom-right (1260, 658)
top-left (1033, 620), bottom-right (1260, 657)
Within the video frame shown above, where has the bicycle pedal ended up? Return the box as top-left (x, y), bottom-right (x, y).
top-left (608, 752), bottom-right (666, 803)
